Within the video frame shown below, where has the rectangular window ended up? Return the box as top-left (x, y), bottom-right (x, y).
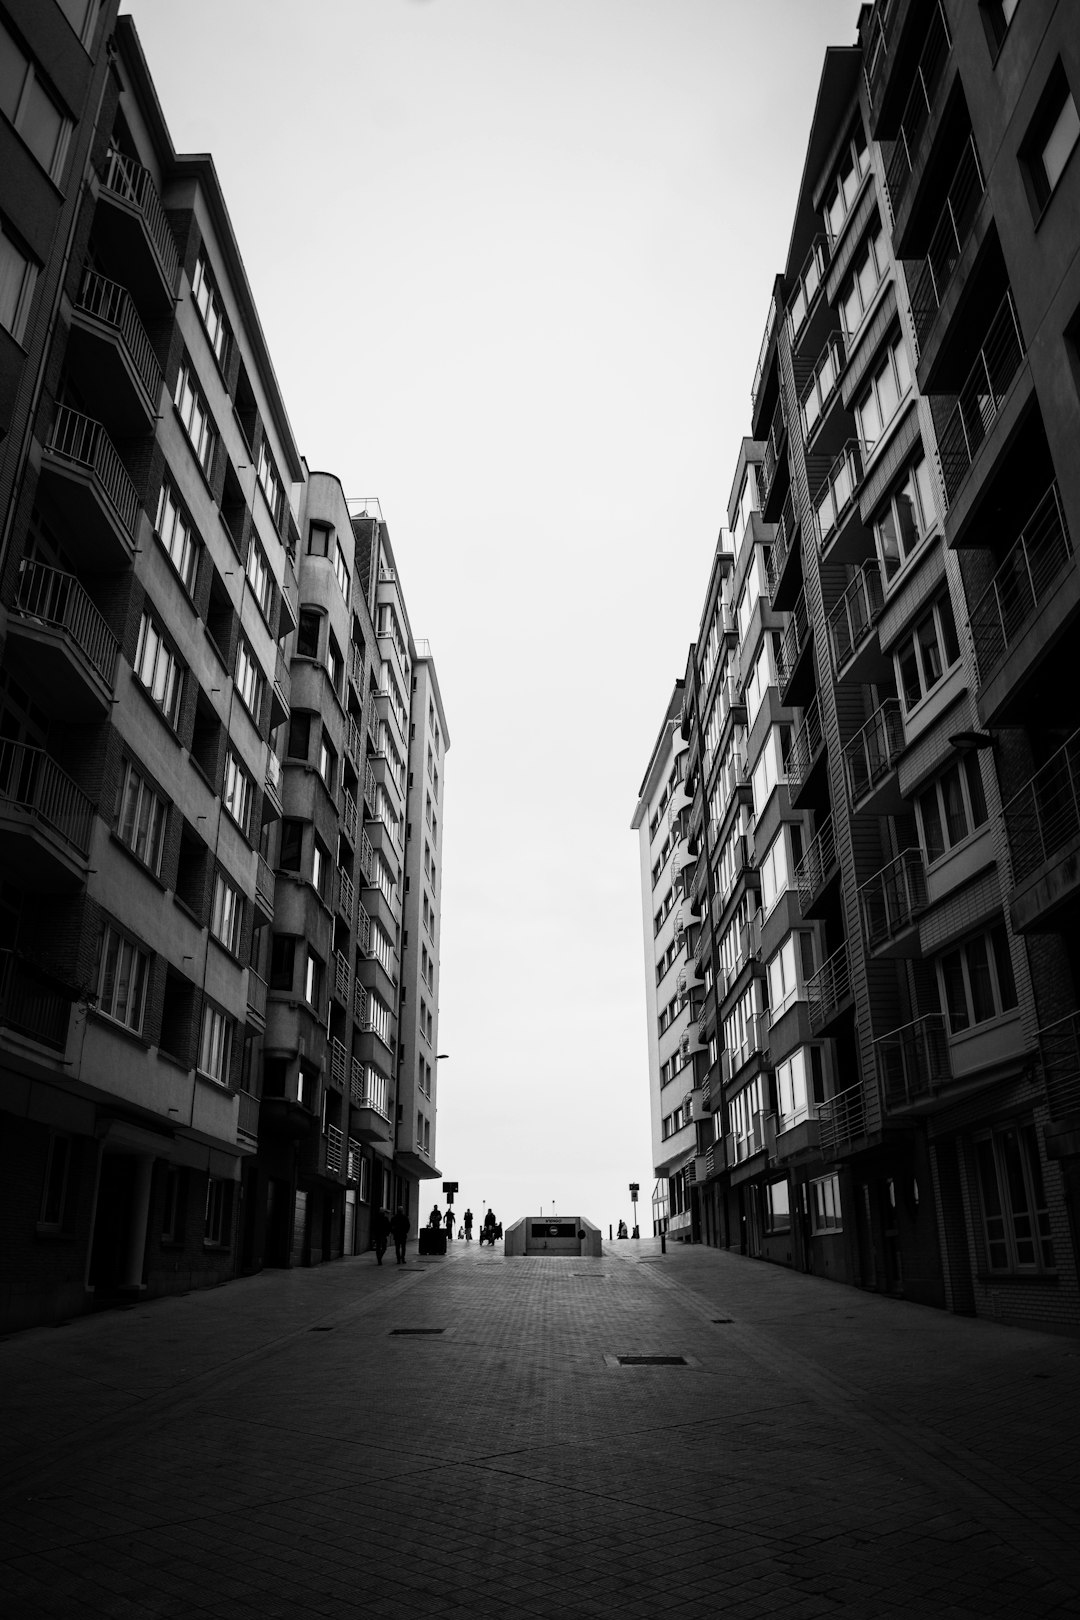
top-left (269, 933), bottom-right (296, 991)
top-left (154, 477), bottom-right (199, 592)
top-left (304, 949), bottom-right (323, 1010)
top-left (204, 1176), bottom-right (232, 1245)
top-left (937, 923), bottom-right (1019, 1035)
top-left (191, 252), bottom-right (229, 368)
top-left (0, 217), bottom-right (37, 344)
top-left (764, 1179), bottom-right (791, 1233)
top-left (173, 360), bottom-right (216, 477)
top-left (334, 540), bottom-right (350, 601)
top-left (97, 924), bottom-right (149, 1033)
top-left (855, 333), bottom-right (912, 457)
top-left (199, 1000), bottom-right (234, 1084)
top-left (39, 1134), bottom-right (73, 1229)
top-left (0, 22), bottom-right (71, 179)
top-left (823, 124), bottom-right (869, 245)
top-left (257, 438), bottom-right (285, 527)
top-left (811, 1173), bottom-right (842, 1233)
top-left (974, 1124), bottom-right (1054, 1272)
top-left (839, 224), bottom-right (887, 342)
top-left (916, 755), bottom-right (988, 864)
top-left (874, 454), bottom-right (937, 583)
top-left (210, 870), bottom-right (243, 955)
top-left (115, 758), bottom-right (167, 875)
top-left (318, 729), bottom-right (336, 793)
top-left (894, 592), bottom-right (960, 712)
top-left (1022, 63), bottom-right (1080, 214)
top-left (222, 749), bottom-right (253, 838)
top-left (234, 637), bottom-right (265, 721)
top-left (134, 610), bottom-right (183, 726)
top-left (245, 538), bottom-right (273, 621)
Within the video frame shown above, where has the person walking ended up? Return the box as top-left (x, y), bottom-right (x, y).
top-left (429, 1204), bottom-right (442, 1230)
top-left (463, 1208), bottom-right (474, 1241)
top-left (390, 1206), bottom-right (410, 1265)
top-left (372, 1207), bottom-right (391, 1265)
top-left (443, 1207), bottom-right (455, 1242)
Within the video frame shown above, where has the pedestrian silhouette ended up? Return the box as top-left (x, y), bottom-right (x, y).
top-left (390, 1206), bottom-right (410, 1265)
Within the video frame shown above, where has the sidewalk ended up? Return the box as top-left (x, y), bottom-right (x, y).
top-left (1, 1237), bottom-right (1078, 1618)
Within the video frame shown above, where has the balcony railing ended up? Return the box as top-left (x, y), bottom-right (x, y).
top-left (349, 643), bottom-right (365, 696)
top-left (787, 238), bottom-right (828, 350)
top-left (325, 1123), bottom-right (343, 1176)
top-left (46, 406), bottom-right (141, 544)
top-left (818, 1080), bottom-right (866, 1156)
top-left (246, 968), bottom-right (268, 1022)
top-left (828, 562), bottom-right (884, 674)
top-left (353, 980), bottom-right (367, 1028)
top-left (337, 865), bottom-right (355, 923)
top-left (330, 1038), bottom-right (347, 1088)
top-left (1002, 726), bottom-right (1080, 885)
top-left (101, 146), bottom-right (180, 288)
top-left (75, 269), bottom-right (163, 404)
top-left (356, 901), bottom-right (371, 956)
top-left (347, 1136), bottom-right (362, 1182)
top-left (906, 132), bottom-right (984, 352)
top-left (759, 407), bottom-right (786, 508)
top-left (845, 698), bottom-right (905, 808)
top-left (256, 853), bottom-right (275, 911)
top-left (776, 592), bottom-right (810, 691)
top-left (876, 1014), bottom-right (950, 1110)
top-left (236, 1088), bottom-right (260, 1142)
top-left (334, 950), bottom-right (350, 1004)
top-left (807, 941), bottom-right (851, 1034)
top-left (796, 813), bottom-right (837, 911)
top-left (0, 950), bottom-right (71, 1050)
top-left (357, 828), bottom-right (374, 880)
top-left (813, 440), bottom-right (862, 553)
top-left (750, 291), bottom-right (779, 423)
top-left (859, 847), bottom-right (927, 950)
top-left (14, 560), bottom-right (120, 689)
top-left (766, 488), bottom-right (798, 601)
top-left (1039, 1011), bottom-right (1080, 1120)
top-left (936, 292), bottom-right (1024, 506)
top-left (341, 789), bottom-right (358, 845)
top-left (0, 739), bottom-right (94, 857)
top-left (786, 694), bottom-right (824, 792)
top-left (863, 0), bottom-right (903, 108)
top-left (969, 484), bottom-right (1072, 686)
top-left (881, 1), bottom-right (952, 214)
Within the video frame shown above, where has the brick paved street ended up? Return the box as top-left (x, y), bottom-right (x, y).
top-left (1, 1239), bottom-right (1079, 1619)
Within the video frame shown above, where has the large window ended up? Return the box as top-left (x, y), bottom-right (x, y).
top-left (1022, 62), bottom-right (1080, 214)
top-left (39, 1133), bottom-right (75, 1230)
top-left (839, 224), bottom-right (888, 342)
top-left (234, 637), bottom-right (265, 722)
top-left (764, 1179), bottom-right (791, 1234)
top-left (760, 825), bottom-right (802, 916)
top-left (97, 924), bottom-right (149, 1033)
top-left (937, 923), bottom-right (1018, 1035)
top-left (801, 335), bottom-right (843, 442)
top-left (916, 754), bottom-right (988, 864)
top-left (894, 592), bottom-right (960, 712)
top-left (0, 218), bottom-right (37, 344)
top-left (811, 1173), bottom-right (842, 1233)
top-left (752, 724), bottom-right (790, 817)
top-left (210, 870), bottom-right (243, 955)
top-left (873, 454), bottom-right (938, 583)
top-left (191, 253), bottom-right (229, 368)
top-left (173, 361), bottom-right (216, 478)
top-left (245, 538), bottom-right (273, 622)
top-left (775, 1045), bottom-right (824, 1129)
top-left (855, 333), bottom-right (912, 458)
top-left (204, 1176), bottom-right (232, 1246)
top-left (134, 610), bottom-right (183, 726)
top-left (257, 438), bottom-right (284, 528)
top-left (222, 749), bottom-right (253, 838)
top-left (0, 21), bottom-right (70, 179)
top-left (334, 540), bottom-right (350, 602)
top-left (974, 1124), bottom-right (1054, 1273)
top-left (199, 1001), bottom-right (234, 1085)
top-left (767, 934), bottom-right (815, 1023)
top-left (154, 477), bottom-right (199, 592)
top-left (823, 124), bottom-right (869, 245)
top-left (115, 758), bottom-right (167, 875)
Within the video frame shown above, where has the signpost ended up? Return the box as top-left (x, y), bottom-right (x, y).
top-left (443, 1181), bottom-right (458, 1206)
top-left (629, 1182), bottom-right (640, 1238)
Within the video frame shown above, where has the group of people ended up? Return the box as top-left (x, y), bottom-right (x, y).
top-left (370, 1202), bottom-right (498, 1264)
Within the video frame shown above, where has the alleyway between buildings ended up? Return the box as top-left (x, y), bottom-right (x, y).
top-left (1, 1239), bottom-right (1078, 1618)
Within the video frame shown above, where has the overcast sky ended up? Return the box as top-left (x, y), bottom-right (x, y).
top-left (124, 0), bottom-right (861, 1234)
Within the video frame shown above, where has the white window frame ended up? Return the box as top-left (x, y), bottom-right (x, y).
top-left (199, 1001), bottom-right (234, 1085)
top-left (173, 360), bottom-right (216, 478)
top-left (115, 757), bottom-right (167, 875)
top-left (154, 477), bottom-right (199, 592)
top-left (96, 923), bottom-right (149, 1033)
top-left (191, 252), bottom-right (229, 368)
top-left (134, 609), bottom-right (183, 726)
top-left (210, 870), bottom-right (243, 955)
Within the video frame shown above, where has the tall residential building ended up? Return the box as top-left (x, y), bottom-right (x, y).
top-left (0, 5), bottom-right (448, 1332)
top-left (634, 0), bottom-right (1080, 1332)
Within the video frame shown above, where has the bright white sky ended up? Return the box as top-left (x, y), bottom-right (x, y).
top-left (125, 0), bottom-right (861, 1235)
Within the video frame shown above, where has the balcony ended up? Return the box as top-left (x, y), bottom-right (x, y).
top-left (245, 968), bottom-right (268, 1031)
top-left (969, 483), bottom-right (1072, 702)
top-left (67, 269), bottom-right (163, 432)
top-left (813, 441), bottom-right (865, 564)
top-left (906, 132), bottom-right (985, 358)
top-left (263, 750), bottom-right (283, 820)
top-left (828, 563), bottom-right (886, 683)
top-left (796, 813), bottom-right (839, 916)
top-left (350, 1057), bottom-right (392, 1143)
top-left (751, 289), bottom-right (780, 429)
top-left (353, 980), bottom-right (367, 1028)
top-left (236, 1088), bottom-right (260, 1150)
top-left (355, 901), bottom-right (371, 956)
top-left (859, 847), bottom-right (927, 955)
top-left (776, 592), bottom-right (812, 705)
top-left (346, 1136), bottom-right (362, 1183)
top-left (818, 1081), bottom-right (867, 1157)
top-left (280, 549), bottom-right (299, 636)
top-left (807, 942), bottom-right (852, 1035)
top-left (270, 646), bottom-right (289, 727)
top-left (1039, 1012), bottom-right (1080, 1125)
top-left (759, 404), bottom-right (787, 513)
top-left (336, 865), bottom-right (355, 926)
top-left (771, 1110), bottom-right (822, 1163)
top-left (876, 1014), bottom-right (951, 1111)
top-left (845, 698), bottom-right (906, 814)
top-left (254, 853), bottom-right (275, 920)
top-left (1002, 727), bottom-right (1080, 931)
top-left (787, 238), bottom-right (828, 356)
top-left (97, 146), bottom-right (180, 308)
top-left (333, 950), bottom-right (350, 1007)
top-left (0, 950), bottom-right (71, 1051)
top-left (39, 406), bottom-right (141, 569)
top-left (786, 694), bottom-right (825, 804)
top-left (325, 1124), bottom-right (344, 1177)
top-left (357, 828), bottom-right (375, 884)
top-left (676, 962), bottom-right (702, 1003)
top-left (7, 561), bottom-right (119, 719)
top-left (341, 788), bottom-right (358, 847)
top-left (0, 740), bottom-right (94, 889)
top-left (935, 293), bottom-right (1025, 508)
top-left (349, 643), bottom-right (365, 699)
top-left (862, 0), bottom-right (905, 115)
top-left (766, 488), bottom-right (801, 612)
top-left (879, 1), bottom-right (952, 215)
top-left (329, 1037), bottom-right (348, 1089)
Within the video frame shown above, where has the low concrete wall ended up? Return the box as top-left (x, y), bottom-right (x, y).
top-left (503, 1217), bottom-right (603, 1257)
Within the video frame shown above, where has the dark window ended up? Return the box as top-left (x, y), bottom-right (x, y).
top-left (297, 610), bottom-right (320, 660)
top-left (279, 819), bottom-right (303, 872)
top-left (269, 934), bottom-right (296, 991)
top-left (287, 712), bottom-right (311, 761)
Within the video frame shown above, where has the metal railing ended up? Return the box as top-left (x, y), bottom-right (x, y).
top-left (325, 1123), bottom-right (343, 1175)
top-left (330, 1039), bottom-right (347, 1088)
top-left (1039, 1011), bottom-right (1080, 1119)
top-left (876, 1014), bottom-right (950, 1110)
top-left (818, 1080), bottom-right (866, 1156)
top-left (969, 483), bottom-right (1071, 684)
top-left (14, 560), bottom-right (119, 688)
top-left (796, 813), bottom-right (837, 910)
top-left (346, 715), bottom-right (363, 767)
top-left (807, 941), bottom-right (851, 1034)
top-left (255, 853), bottom-right (275, 911)
top-left (845, 698), bottom-right (905, 807)
top-left (750, 291), bottom-right (779, 423)
top-left (349, 643), bottom-right (365, 696)
top-left (766, 488), bottom-right (799, 601)
top-left (334, 950), bottom-right (350, 1004)
top-left (828, 562), bottom-right (884, 674)
top-left (236, 1088), bottom-right (260, 1141)
top-left (101, 146), bottom-right (180, 287)
top-left (76, 269), bottom-right (163, 403)
top-left (787, 238), bottom-right (828, 349)
top-left (1002, 726), bottom-right (1080, 885)
top-left (863, 0), bottom-right (903, 106)
top-left (341, 789), bottom-right (358, 845)
top-left (937, 292), bottom-right (1024, 506)
top-left (776, 592), bottom-right (810, 691)
top-left (353, 981), bottom-right (367, 1028)
top-left (881, 0), bottom-right (951, 212)
top-left (759, 408), bottom-right (786, 507)
top-left (357, 828), bottom-right (374, 881)
top-left (907, 132), bottom-right (984, 352)
top-left (0, 950), bottom-right (71, 1049)
top-left (46, 406), bottom-right (140, 543)
top-left (0, 739), bottom-right (93, 856)
top-left (787, 694), bottom-right (824, 792)
top-left (859, 847), bottom-right (927, 950)
top-left (356, 901), bottom-right (371, 956)
top-left (337, 865), bottom-right (355, 923)
top-left (246, 968), bottom-right (267, 1022)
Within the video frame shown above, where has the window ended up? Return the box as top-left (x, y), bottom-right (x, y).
top-left (311, 835), bottom-right (329, 900)
top-left (115, 758), bottom-right (167, 875)
top-left (307, 521), bottom-right (331, 557)
top-left (269, 933), bottom-right (296, 991)
top-left (296, 610), bottom-right (320, 660)
top-left (210, 870), bottom-right (243, 955)
top-left (39, 1134), bottom-right (75, 1229)
top-left (134, 609), bottom-right (183, 726)
top-left (764, 1179), bottom-right (791, 1233)
top-left (839, 224), bottom-right (888, 342)
top-left (287, 712), bottom-right (310, 761)
top-left (257, 438), bottom-right (285, 528)
top-left (823, 124), bottom-right (869, 245)
top-left (0, 22), bottom-right (70, 179)
top-left (775, 1046), bottom-right (824, 1128)
top-left (767, 934), bottom-right (815, 1022)
top-left (759, 825), bottom-right (801, 916)
top-left (154, 477), bottom-right (199, 592)
top-left (816, 445), bottom-right (859, 545)
top-left (199, 1000), bottom-right (234, 1084)
top-left (811, 1173), bottom-right (842, 1233)
top-left (894, 592), bottom-right (960, 712)
top-left (222, 750), bottom-right (253, 838)
top-left (874, 454), bottom-right (937, 583)
top-left (245, 539), bottom-right (273, 621)
top-left (191, 253), bottom-right (229, 368)
top-left (855, 333), bottom-right (912, 457)
top-left (317, 729), bottom-right (336, 794)
top-left (801, 335), bottom-right (843, 442)
top-left (57, 0), bottom-right (100, 48)
top-left (916, 755), bottom-right (988, 864)
top-left (173, 361), bottom-right (216, 478)
top-left (96, 924), bottom-right (149, 1033)
top-left (937, 922), bottom-right (1019, 1035)
top-left (304, 948), bottom-right (324, 1010)
top-left (752, 724), bottom-right (790, 816)
top-left (334, 540), bottom-right (350, 602)
top-left (234, 637), bottom-right (265, 721)
top-left (974, 1123), bottom-right (1054, 1272)
top-left (0, 218), bottom-right (37, 344)
top-left (788, 242), bottom-right (826, 341)
top-left (732, 467), bottom-right (758, 557)
top-left (204, 1176), bottom-right (232, 1246)
top-left (1022, 62), bottom-right (1080, 214)
top-left (326, 633), bottom-right (343, 698)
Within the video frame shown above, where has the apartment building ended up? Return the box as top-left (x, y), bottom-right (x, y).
top-left (0, 5), bottom-right (448, 1332)
top-left (634, 0), bottom-right (1080, 1331)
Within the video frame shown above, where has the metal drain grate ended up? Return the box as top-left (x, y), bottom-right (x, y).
top-left (614, 1354), bottom-right (687, 1366)
top-left (390, 1327), bottom-right (445, 1336)
top-left (712, 1317), bottom-right (734, 1324)
top-left (309, 1326), bottom-right (334, 1332)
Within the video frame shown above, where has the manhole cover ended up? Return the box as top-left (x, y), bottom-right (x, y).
top-left (390, 1328), bottom-right (445, 1336)
top-left (614, 1354), bottom-right (687, 1366)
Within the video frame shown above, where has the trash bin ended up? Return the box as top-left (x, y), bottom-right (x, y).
top-left (418, 1228), bottom-right (447, 1255)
